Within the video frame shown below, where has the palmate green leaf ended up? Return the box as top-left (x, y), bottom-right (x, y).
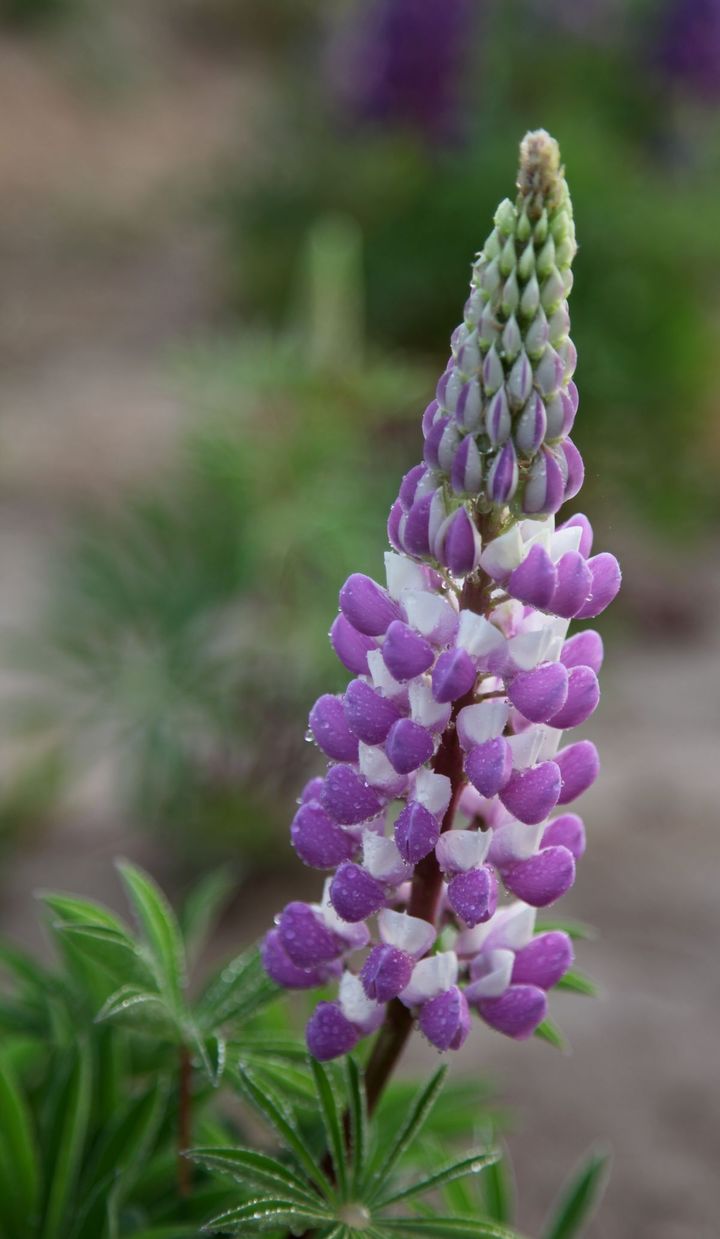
top-left (311, 1059), bottom-right (349, 1198)
top-left (50, 922), bottom-right (155, 991)
top-left (346, 1056), bottom-right (366, 1193)
top-left (189, 1146), bottom-right (321, 1207)
top-left (116, 861), bottom-right (187, 1010)
top-left (197, 946), bottom-right (278, 1029)
top-left (41, 1041), bottom-right (92, 1239)
top-left (234, 1064), bottom-right (332, 1197)
top-left (555, 969), bottom-right (599, 998)
top-left (239, 1054), bottom-right (316, 1103)
top-left (375, 1150), bottom-right (499, 1209)
top-left (378, 1218), bottom-right (522, 1238)
top-left (378, 1075), bottom-right (500, 1145)
top-left (193, 1030), bottom-right (227, 1086)
top-left (40, 892), bottom-right (129, 933)
top-left (367, 1066), bottom-right (447, 1198)
top-left (95, 984), bottom-right (171, 1027)
top-left (0, 1050), bottom-right (40, 1234)
top-left (541, 1146), bottom-right (610, 1239)
top-left (202, 1196), bottom-right (333, 1233)
top-left (180, 867), bottom-right (235, 965)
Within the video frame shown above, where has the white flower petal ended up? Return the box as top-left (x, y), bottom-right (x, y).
top-left (456, 700), bottom-right (509, 750)
top-left (339, 971), bottom-right (383, 1030)
top-left (413, 768), bottom-right (452, 817)
top-left (456, 611), bottom-right (507, 660)
top-left (362, 832), bottom-right (410, 884)
top-left (436, 829), bottom-right (491, 873)
top-left (479, 524), bottom-right (525, 579)
top-left (384, 551), bottom-right (428, 600)
top-left (399, 950), bottom-right (458, 1006)
top-left (408, 676), bottom-right (452, 731)
top-left (378, 908), bottom-right (436, 958)
top-left (466, 948), bottom-right (514, 999)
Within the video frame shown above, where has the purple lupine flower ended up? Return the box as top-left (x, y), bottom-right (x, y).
top-left (264, 131), bottom-right (620, 1062)
top-left (654, 0), bottom-right (720, 103)
top-left (327, 0), bottom-right (475, 144)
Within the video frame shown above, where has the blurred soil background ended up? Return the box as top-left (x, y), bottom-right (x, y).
top-left (0, 2), bottom-right (719, 1237)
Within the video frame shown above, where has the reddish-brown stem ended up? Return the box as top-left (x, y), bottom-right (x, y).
top-left (178, 1043), bottom-right (192, 1197)
top-left (363, 544), bottom-right (499, 1112)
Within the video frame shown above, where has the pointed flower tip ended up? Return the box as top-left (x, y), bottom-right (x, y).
top-left (517, 129), bottom-right (564, 215)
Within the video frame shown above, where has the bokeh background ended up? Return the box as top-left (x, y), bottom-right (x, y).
top-left (0, 0), bottom-right (718, 1235)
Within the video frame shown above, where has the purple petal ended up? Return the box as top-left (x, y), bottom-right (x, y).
top-left (423, 415), bottom-right (451, 470)
top-left (361, 944), bottom-right (414, 1002)
top-left (555, 740), bottom-right (600, 804)
top-left (330, 862), bottom-right (386, 922)
top-left (330, 614), bottom-right (377, 675)
top-left (507, 544), bottom-right (557, 609)
top-left (548, 665), bottom-right (600, 730)
top-left (500, 760), bottom-right (562, 825)
top-left (385, 718), bottom-right (434, 774)
top-left (508, 662), bottom-right (569, 723)
top-left (403, 493), bottom-right (434, 557)
top-left (309, 694), bottom-right (360, 761)
top-left (387, 499), bottom-right (404, 552)
top-left (455, 379), bottom-right (482, 432)
top-left (465, 737), bottom-right (513, 798)
top-left (522, 447), bottom-right (566, 516)
top-left (561, 629), bottom-right (604, 674)
top-left (383, 620), bottom-right (435, 681)
top-left (300, 776), bottom-right (326, 804)
top-left (542, 812), bottom-right (586, 858)
top-left (419, 985), bottom-right (471, 1051)
top-left (339, 573), bottom-right (400, 636)
top-left (514, 392), bottom-right (547, 455)
top-left (558, 512), bottom-right (593, 558)
top-left (436, 507), bottom-right (482, 575)
top-left (422, 401), bottom-right (440, 436)
top-left (450, 434), bottom-right (483, 494)
top-left (503, 845), bottom-right (576, 906)
top-left (322, 764), bottom-right (383, 825)
top-left (344, 679), bottom-right (402, 745)
top-left (306, 1001), bottom-right (359, 1061)
top-left (399, 462), bottom-right (428, 510)
top-left (290, 802), bottom-right (357, 869)
top-left (474, 983), bottom-right (547, 1039)
top-left (394, 800), bottom-right (441, 863)
top-left (262, 929), bottom-right (341, 990)
top-left (278, 902), bottom-right (340, 968)
top-left (550, 550), bottom-right (592, 618)
top-left (561, 437), bottom-right (584, 500)
top-left (487, 441), bottom-right (519, 504)
top-left (511, 931), bottom-right (574, 989)
top-left (574, 553), bottom-right (621, 619)
top-left (447, 866), bottom-right (498, 927)
top-left (487, 387), bottom-right (512, 446)
top-left (432, 647), bottom-right (476, 703)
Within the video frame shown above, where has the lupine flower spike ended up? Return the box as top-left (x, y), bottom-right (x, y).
top-left (263, 130), bottom-right (620, 1063)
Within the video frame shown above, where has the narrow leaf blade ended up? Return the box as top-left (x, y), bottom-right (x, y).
top-left (541, 1146), bottom-right (610, 1239)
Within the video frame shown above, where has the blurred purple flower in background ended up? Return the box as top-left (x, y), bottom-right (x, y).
top-left (655, 0), bottom-right (720, 101)
top-left (327, 0), bottom-right (475, 143)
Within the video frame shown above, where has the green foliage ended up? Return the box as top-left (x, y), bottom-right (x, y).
top-left (541, 1147), bottom-right (611, 1239)
top-left (0, 863), bottom-right (290, 1236)
top-left (0, 861), bottom-right (610, 1233)
top-left (192, 1061), bottom-right (515, 1238)
top-left (6, 220), bottom-right (430, 864)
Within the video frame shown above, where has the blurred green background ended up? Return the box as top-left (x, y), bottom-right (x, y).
top-left (1, 0), bottom-right (718, 867)
top-left (0, 3), bottom-right (718, 1234)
